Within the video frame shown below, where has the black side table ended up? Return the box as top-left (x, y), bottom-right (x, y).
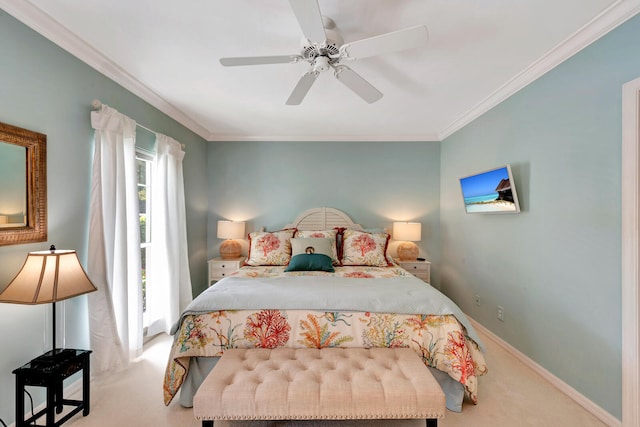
top-left (13, 349), bottom-right (91, 427)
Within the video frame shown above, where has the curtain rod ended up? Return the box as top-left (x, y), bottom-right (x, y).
top-left (91, 99), bottom-right (185, 149)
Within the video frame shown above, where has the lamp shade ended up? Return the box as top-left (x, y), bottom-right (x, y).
top-left (217, 220), bottom-right (245, 240)
top-left (0, 248), bottom-right (97, 305)
top-left (393, 222), bottom-right (422, 242)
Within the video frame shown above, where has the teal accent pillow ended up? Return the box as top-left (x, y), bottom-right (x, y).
top-left (285, 254), bottom-right (335, 272)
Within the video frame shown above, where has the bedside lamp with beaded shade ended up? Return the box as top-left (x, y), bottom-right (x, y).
top-left (217, 220), bottom-right (245, 259)
top-left (393, 222), bottom-right (422, 261)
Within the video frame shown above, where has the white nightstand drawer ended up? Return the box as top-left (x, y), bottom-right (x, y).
top-left (410, 270), bottom-right (430, 281)
top-left (395, 259), bottom-right (431, 283)
top-left (212, 261), bottom-right (240, 270)
top-left (208, 257), bottom-right (243, 285)
top-left (210, 267), bottom-right (236, 278)
top-left (400, 261), bottom-right (429, 272)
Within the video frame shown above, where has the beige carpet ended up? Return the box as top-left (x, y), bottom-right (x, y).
top-left (61, 331), bottom-right (607, 427)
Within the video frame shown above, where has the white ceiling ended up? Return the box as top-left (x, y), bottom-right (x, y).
top-left (2, 0), bottom-right (639, 141)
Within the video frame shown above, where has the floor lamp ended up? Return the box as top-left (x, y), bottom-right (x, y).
top-left (0, 245), bottom-right (97, 360)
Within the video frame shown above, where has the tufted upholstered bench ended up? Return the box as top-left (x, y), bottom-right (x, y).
top-left (193, 347), bottom-right (446, 426)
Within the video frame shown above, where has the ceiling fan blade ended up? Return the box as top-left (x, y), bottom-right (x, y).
top-left (341, 25), bottom-right (429, 60)
top-left (334, 66), bottom-right (383, 104)
top-left (286, 71), bottom-right (319, 105)
top-left (220, 55), bottom-right (300, 66)
top-left (288, 0), bottom-right (326, 44)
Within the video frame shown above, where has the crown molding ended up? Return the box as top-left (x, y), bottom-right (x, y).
top-left (438, 0), bottom-right (640, 141)
top-left (0, 0), bottom-right (211, 140)
top-left (205, 133), bottom-right (440, 142)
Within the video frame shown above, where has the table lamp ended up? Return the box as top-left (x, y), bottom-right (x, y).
top-left (217, 220), bottom-right (245, 259)
top-left (393, 222), bottom-right (422, 261)
top-left (0, 245), bottom-right (97, 361)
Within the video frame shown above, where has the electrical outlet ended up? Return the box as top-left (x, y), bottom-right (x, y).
top-left (474, 294), bottom-right (481, 306)
top-left (497, 305), bottom-right (504, 321)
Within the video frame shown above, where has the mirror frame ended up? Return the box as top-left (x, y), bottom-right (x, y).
top-left (0, 121), bottom-right (47, 246)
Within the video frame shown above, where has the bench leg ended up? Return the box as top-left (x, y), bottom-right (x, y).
top-left (202, 421), bottom-right (214, 427)
top-left (427, 419), bottom-right (437, 427)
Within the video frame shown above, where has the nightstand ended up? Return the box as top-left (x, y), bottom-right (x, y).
top-left (208, 257), bottom-right (244, 285)
top-left (396, 259), bottom-right (431, 283)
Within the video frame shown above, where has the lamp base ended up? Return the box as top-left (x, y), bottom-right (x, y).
top-left (397, 242), bottom-right (419, 261)
top-left (220, 239), bottom-right (241, 259)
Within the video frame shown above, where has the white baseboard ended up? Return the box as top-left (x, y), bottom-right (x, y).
top-left (469, 317), bottom-right (621, 427)
top-left (8, 378), bottom-right (83, 427)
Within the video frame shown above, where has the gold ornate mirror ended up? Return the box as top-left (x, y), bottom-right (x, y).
top-left (0, 121), bottom-right (47, 246)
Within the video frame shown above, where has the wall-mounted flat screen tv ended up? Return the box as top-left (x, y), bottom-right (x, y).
top-left (459, 165), bottom-right (521, 214)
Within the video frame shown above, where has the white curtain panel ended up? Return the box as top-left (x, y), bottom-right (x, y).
top-left (88, 105), bottom-right (144, 374)
top-left (146, 134), bottom-right (193, 336)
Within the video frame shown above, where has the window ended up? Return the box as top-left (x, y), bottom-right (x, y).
top-left (136, 152), bottom-right (153, 324)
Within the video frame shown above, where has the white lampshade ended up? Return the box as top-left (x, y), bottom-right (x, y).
top-left (0, 245), bottom-right (98, 355)
top-left (217, 220), bottom-right (245, 240)
top-left (393, 222), bottom-right (422, 242)
top-left (217, 220), bottom-right (245, 259)
top-left (0, 248), bottom-right (97, 304)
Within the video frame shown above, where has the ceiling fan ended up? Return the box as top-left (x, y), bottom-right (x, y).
top-left (219, 0), bottom-right (429, 105)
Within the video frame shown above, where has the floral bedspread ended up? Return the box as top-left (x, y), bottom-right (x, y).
top-left (163, 308), bottom-right (487, 406)
top-left (234, 264), bottom-right (413, 279)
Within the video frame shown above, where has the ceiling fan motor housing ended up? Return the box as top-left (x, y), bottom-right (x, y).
top-left (300, 26), bottom-right (343, 71)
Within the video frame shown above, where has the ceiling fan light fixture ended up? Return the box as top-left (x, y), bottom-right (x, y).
top-left (313, 56), bottom-right (330, 72)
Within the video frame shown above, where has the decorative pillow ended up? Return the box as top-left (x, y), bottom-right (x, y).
top-left (285, 254), bottom-right (335, 272)
top-left (291, 237), bottom-right (334, 258)
top-left (245, 229), bottom-right (296, 266)
top-left (340, 229), bottom-right (391, 267)
top-left (294, 230), bottom-right (339, 264)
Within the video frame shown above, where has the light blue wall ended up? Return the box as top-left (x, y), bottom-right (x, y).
top-left (0, 10), bottom-right (208, 423)
top-left (207, 140), bottom-right (441, 285)
top-left (440, 14), bottom-right (640, 420)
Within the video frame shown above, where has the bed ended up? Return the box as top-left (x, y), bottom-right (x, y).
top-left (163, 208), bottom-right (487, 412)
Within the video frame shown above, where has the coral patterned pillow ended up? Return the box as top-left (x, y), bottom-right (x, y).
top-left (294, 229), bottom-right (339, 264)
top-left (340, 229), bottom-right (391, 267)
top-left (245, 229), bottom-right (296, 266)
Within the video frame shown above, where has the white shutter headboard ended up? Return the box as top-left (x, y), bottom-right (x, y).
top-left (284, 207), bottom-right (364, 231)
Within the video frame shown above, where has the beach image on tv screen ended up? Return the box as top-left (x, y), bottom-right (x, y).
top-left (460, 166), bottom-right (518, 213)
